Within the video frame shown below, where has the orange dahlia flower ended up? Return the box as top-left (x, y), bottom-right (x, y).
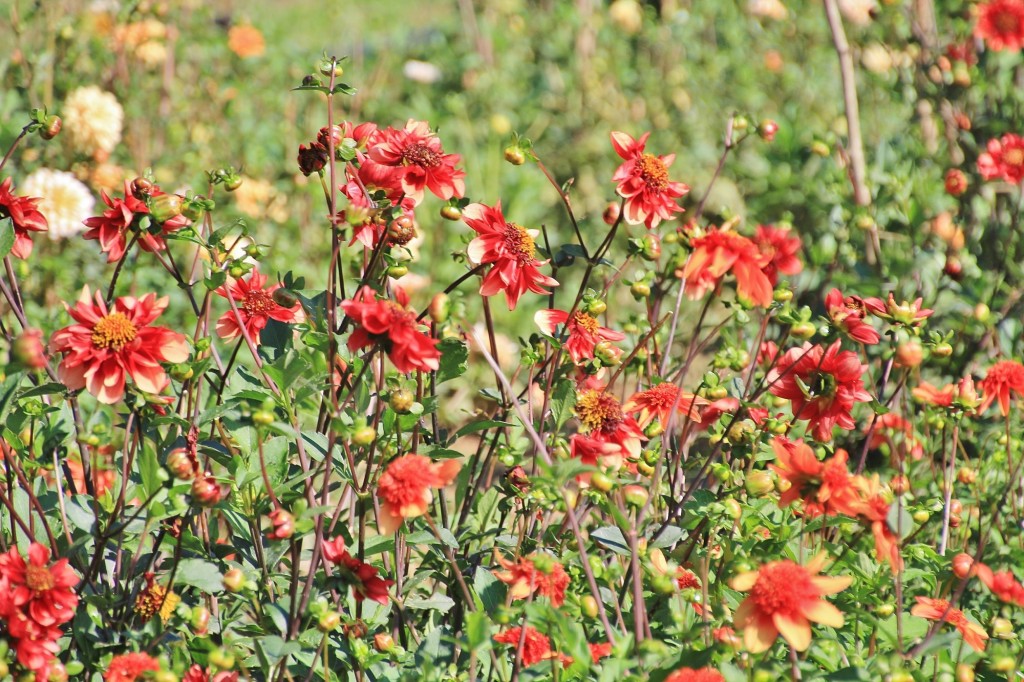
top-left (624, 382), bottom-right (707, 429)
top-left (910, 597), bottom-right (988, 651)
top-left (731, 554), bottom-right (851, 653)
top-left (375, 454), bottom-right (461, 533)
top-left (978, 359), bottom-right (1024, 416)
top-left (49, 289), bottom-right (189, 404)
top-left (682, 226), bottom-right (774, 307)
top-left (492, 552), bottom-right (570, 607)
top-left (664, 668), bottom-right (725, 682)
top-left (770, 437), bottom-right (861, 517)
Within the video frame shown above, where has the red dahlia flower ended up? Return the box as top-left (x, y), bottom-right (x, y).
top-left (50, 289), bottom-right (189, 404)
top-left (0, 177), bottom-right (49, 259)
top-left (664, 668), bottom-right (726, 682)
top-left (910, 597), bottom-right (988, 651)
top-left (974, 0), bottom-right (1024, 52)
top-left (977, 133), bottom-right (1024, 184)
top-left (825, 289), bottom-right (880, 344)
top-left (682, 226), bottom-right (774, 307)
top-left (570, 389), bottom-right (646, 470)
top-left (341, 286), bottom-right (440, 373)
top-left (375, 454), bottom-right (461, 533)
top-left (534, 308), bottom-right (625, 364)
top-left (731, 554), bottom-right (851, 653)
top-left (979, 359), bottom-right (1024, 415)
top-left (850, 474), bottom-right (904, 573)
top-left (610, 131), bottom-right (689, 229)
top-left (215, 269), bottom-right (304, 345)
top-left (493, 626), bottom-right (571, 667)
top-left (464, 201), bottom-right (558, 310)
top-left (368, 119), bottom-right (465, 204)
top-left (767, 341), bottom-right (871, 442)
top-left (105, 652), bottom-right (160, 682)
top-left (322, 537), bottom-right (394, 604)
top-left (493, 552), bottom-right (570, 607)
top-left (770, 437), bottom-right (862, 518)
top-left (83, 181), bottom-right (189, 262)
top-left (623, 382), bottom-right (707, 429)
top-left (753, 223), bottom-right (803, 286)
top-left (0, 543), bottom-right (79, 628)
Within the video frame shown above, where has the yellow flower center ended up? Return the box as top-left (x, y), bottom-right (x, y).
top-left (25, 564), bottom-right (55, 592)
top-left (575, 390), bottom-right (624, 433)
top-left (637, 153), bottom-right (669, 191)
top-left (573, 312), bottom-right (600, 334)
top-left (1005, 148), bottom-right (1024, 167)
top-left (504, 223), bottom-right (536, 262)
top-left (91, 312), bottom-right (138, 351)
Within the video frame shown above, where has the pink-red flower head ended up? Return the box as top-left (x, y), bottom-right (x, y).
top-left (50, 288), bottom-right (189, 404)
top-left (367, 120), bottom-right (465, 204)
top-left (341, 286), bottom-right (440, 373)
top-left (215, 269), bottom-right (303, 345)
top-left (535, 308), bottom-right (625, 364)
top-left (767, 341), bottom-right (871, 442)
top-left (376, 454), bottom-right (461, 533)
top-left (682, 226), bottom-right (774, 307)
top-left (610, 131), bottom-right (689, 229)
top-left (464, 201), bottom-right (558, 310)
top-left (978, 133), bottom-right (1024, 185)
top-left (974, 0), bottom-right (1024, 52)
top-left (0, 177), bottom-right (49, 259)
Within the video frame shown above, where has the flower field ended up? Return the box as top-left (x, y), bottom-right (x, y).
top-left (3, 0), bottom-right (1024, 680)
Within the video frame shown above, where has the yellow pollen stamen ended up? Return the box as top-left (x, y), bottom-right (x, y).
top-left (574, 312), bottom-right (600, 334)
top-left (25, 564), bottom-right (55, 592)
top-left (575, 390), bottom-right (624, 432)
top-left (637, 153), bottom-right (669, 191)
top-left (1005, 148), bottom-right (1024, 166)
top-left (504, 223), bottom-right (536, 261)
top-left (91, 312), bottom-right (138, 351)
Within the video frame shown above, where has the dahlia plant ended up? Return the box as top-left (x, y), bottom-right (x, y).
top-left (2, 1), bottom-right (1024, 677)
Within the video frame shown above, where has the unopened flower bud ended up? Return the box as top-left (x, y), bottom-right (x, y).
top-left (191, 473), bottom-right (226, 507)
top-left (149, 193), bottom-right (184, 224)
top-left (318, 610), bottom-right (342, 632)
top-left (40, 115), bottom-right (62, 140)
top-left (12, 329), bottom-right (47, 369)
top-left (223, 568), bottom-right (245, 592)
top-left (623, 484), bottom-right (649, 507)
top-left (758, 119), bottom-right (779, 142)
top-left (440, 205), bottom-right (462, 221)
top-left (504, 146), bottom-right (526, 165)
top-left (603, 202), bottom-right (621, 226)
top-left (374, 633), bottom-right (395, 652)
top-left (389, 388), bottom-right (415, 414)
top-left (266, 509), bottom-right (295, 540)
top-left (166, 448), bottom-right (197, 480)
top-left (745, 471), bottom-right (775, 497)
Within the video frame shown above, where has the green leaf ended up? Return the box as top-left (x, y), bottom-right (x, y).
top-left (550, 379), bottom-right (576, 431)
top-left (174, 559), bottom-right (224, 593)
top-left (405, 594), bottom-right (456, 613)
top-left (590, 526), bottom-right (630, 555)
top-left (473, 567), bottom-right (504, 613)
top-left (0, 221), bottom-right (15, 258)
top-left (436, 338), bottom-right (469, 384)
top-left (464, 610), bottom-right (492, 652)
top-left (886, 502), bottom-right (915, 540)
top-left (451, 420), bottom-right (513, 442)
